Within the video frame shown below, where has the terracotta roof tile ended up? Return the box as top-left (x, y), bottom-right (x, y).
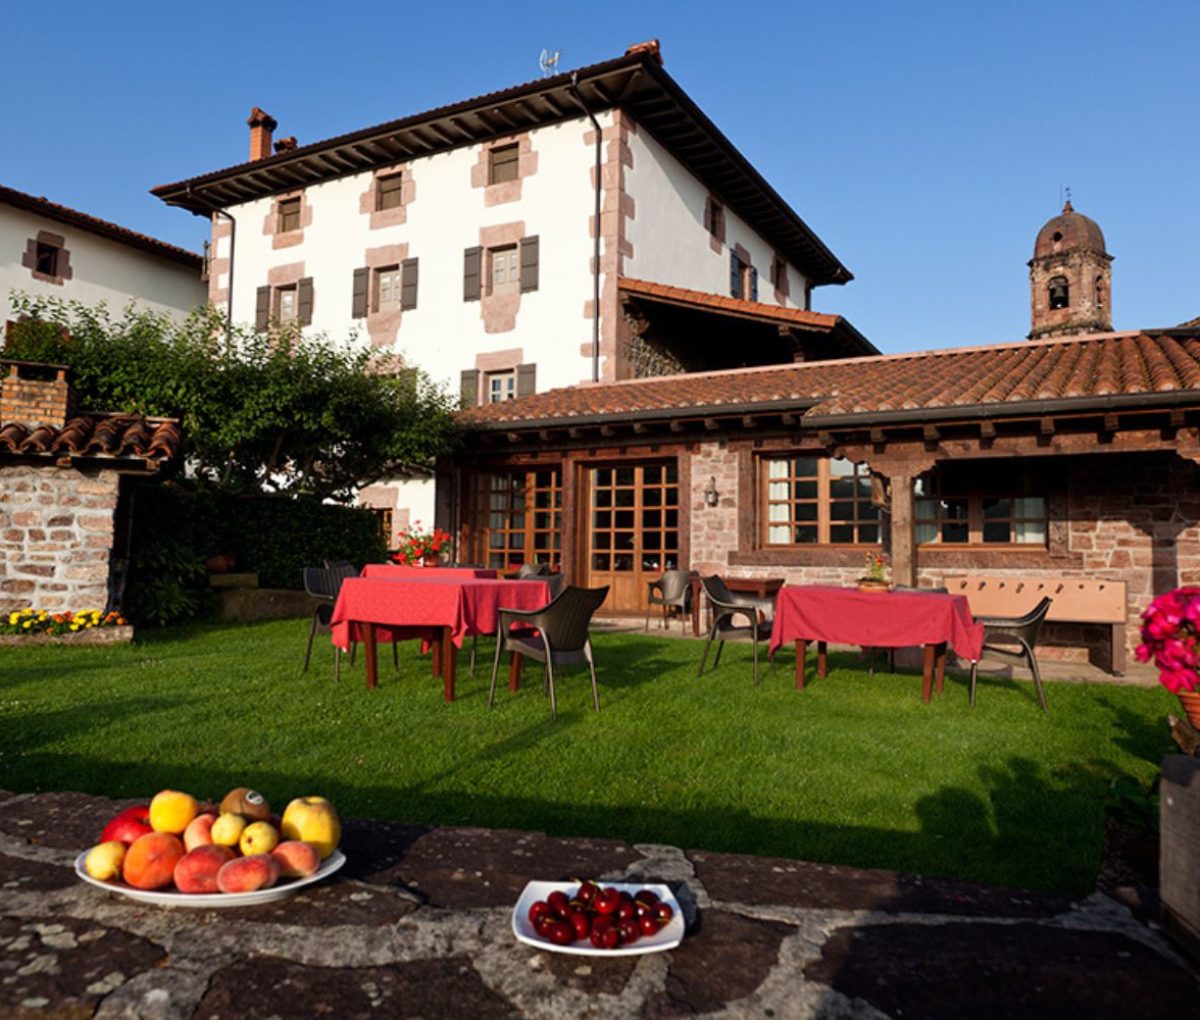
top-left (460, 331), bottom-right (1200, 429)
top-left (0, 414), bottom-right (181, 463)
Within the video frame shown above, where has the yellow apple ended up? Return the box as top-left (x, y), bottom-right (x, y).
top-left (280, 796), bottom-right (341, 860)
top-left (149, 790), bottom-right (199, 835)
top-left (84, 840), bottom-right (127, 881)
top-left (210, 812), bottom-right (247, 848)
top-left (239, 821), bottom-right (279, 857)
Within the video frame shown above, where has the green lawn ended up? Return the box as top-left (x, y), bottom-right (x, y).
top-left (0, 619), bottom-right (1173, 894)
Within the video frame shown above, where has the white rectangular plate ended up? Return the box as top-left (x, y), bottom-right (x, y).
top-left (512, 880), bottom-right (685, 956)
top-left (75, 849), bottom-right (345, 907)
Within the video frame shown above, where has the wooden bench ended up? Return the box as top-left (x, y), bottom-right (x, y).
top-left (944, 575), bottom-right (1128, 674)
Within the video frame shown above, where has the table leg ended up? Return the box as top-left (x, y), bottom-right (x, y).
top-left (442, 627), bottom-right (456, 703)
top-left (935, 642), bottom-right (947, 695)
top-left (817, 642), bottom-right (828, 679)
top-left (364, 623), bottom-right (378, 691)
top-left (430, 634), bottom-right (442, 677)
top-left (794, 640), bottom-right (807, 689)
top-left (922, 644), bottom-right (934, 703)
top-left (509, 651), bottom-right (523, 692)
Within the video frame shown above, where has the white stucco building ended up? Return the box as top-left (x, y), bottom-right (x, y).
top-left (1, 185), bottom-right (205, 329)
top-left (153, 41), bottom-right (872, 536)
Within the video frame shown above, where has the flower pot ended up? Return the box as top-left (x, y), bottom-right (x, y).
top-left (205, 552), bottom-right (237, 574)
top-left (856, 578), bottom-right (890, 592)
top-left (1179, 691), bottom-right (1200, 729)
top-left (422, 555), bottom-right (440, 568)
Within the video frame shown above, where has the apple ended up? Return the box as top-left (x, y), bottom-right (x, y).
top-left (280, 796), bottom-right (341, 860)
top-left (84, 841), bottom-right (127, 881)
top-left (99, 805), bottom-right (153, 846)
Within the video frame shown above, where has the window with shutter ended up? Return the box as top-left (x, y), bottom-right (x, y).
top-left (255, 286), bottom-right (271, 330)
top-left (377, 173), bottom-right (404, 211)
top-left (463, 247), bottom-right (482, 302)
top-left (375, 266), bottom-right (400, 311)
top-left (276, 285), bottom-right (298, 324)
top-left (730, 253), bottom-right (744, 298)
top-left (352, 267), bottom-right (369, 318)
top-left (516, 362), bottom-right (536, 397)
top-left (488, 144), bottom-right (520, 184)
top-left (278, 197), bottom-right (301, 232)
top-left (519, 235), bottom-right (539, 293)
top-left (34, 243), bottom-right (57, 276)
top-left (401, 258), bottom-right (419, 310)
top-left (460, 368), bottom-right (481, 407)
top-left (489, 247), bottom-right (518, 295)
top-left (297, 277), bottom-right (314, 325)
top-left (486, 370), bottom-right (516, 403)
top-left (749, 267), bottom-right (759, 303)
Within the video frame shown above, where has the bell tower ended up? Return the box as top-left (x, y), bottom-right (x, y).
top-left (1028, 200), bottom-right (1113, 340)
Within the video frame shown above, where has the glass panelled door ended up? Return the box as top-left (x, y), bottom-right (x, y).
top-left (585, 461), bottom-right (679, 611)
top-left (472, 468), bottom-right (562, 570)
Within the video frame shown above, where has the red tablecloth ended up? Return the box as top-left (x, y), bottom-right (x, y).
top-left (330, 577), bottom-right (550, 651)
top-left (361, 564), bottom-right (498, 580)
top-left (768, 586), bottom-right (984, 661)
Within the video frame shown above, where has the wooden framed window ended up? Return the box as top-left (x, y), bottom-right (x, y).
top-left (771, 256), bottom-right (787, 290)
top-left (915, 466), bottom-right (1047, 546)
top-left (488, 144), bottom-right (520, 184)
top-left (490, 246), bottom-right (519, 295)
top-left (376, 266), bottom-right (400, 310)
top-left (760, 455), bottom-right (881, 546)
top-left (486, 370), bottom-right (516, 403)
top-left (705, 198), bottom-right (724, 238)
top-left (278, 197), bottom-right (301, 233)
top-left (34, 242), bottom-right (58, 276)
top-left (471, 467), bottom-right (562, 570)
top-left (731, 252), bottom-right (756, 300)
top-left (275, 284), bottom-right (298, 323)
top-left (377, 173), bottom-right (404, 211)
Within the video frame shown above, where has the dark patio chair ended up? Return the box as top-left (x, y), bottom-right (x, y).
top-left (323, 559), bottom-right (357, 574)
top-left (468, 569), bottom-right (566, 675)
top-left (697, 575), bottom-right (775, 686)
top-left (968, 596), bottom-right (1052, 711)
top-left (488, 585), bottom-right (609, 720)
top-left (868, 585), bottom-right (948, 675)
top-left (645, 569), bottom-right (691, 632)
top-left (303, 565), bottom-right (392, 680)
top-left (516, 562), bottom-right (552, 578)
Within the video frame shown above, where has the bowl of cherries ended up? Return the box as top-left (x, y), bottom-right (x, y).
top-left (512, 878), bottom-right (685, 956)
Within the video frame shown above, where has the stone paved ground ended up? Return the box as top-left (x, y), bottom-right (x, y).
top-left (0, 791), bottom-right (1195, 1019)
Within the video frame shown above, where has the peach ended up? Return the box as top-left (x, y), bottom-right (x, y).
top-left (149, 790), bottom-right (199, 835)
top-left (216, 853), bottom-right (280, 894)
top-left (183, 813), bottom-right (217, 852)
top-left (173, 844), bottom-right (235, 894)
top-left (270, 840), bottom-right (320, 879)
top-left (122, 832), bottom-right (185, 890)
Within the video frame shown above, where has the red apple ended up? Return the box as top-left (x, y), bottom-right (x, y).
top-left (99, 805), bottom-right (153, 845)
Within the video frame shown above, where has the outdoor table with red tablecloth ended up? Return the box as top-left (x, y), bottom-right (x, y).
top-left (767, 585), bottom-right (985, 702)
top-left (361, 564), bottom-right (499, 580)
top-left (330, 577), bottom-right (551, 700)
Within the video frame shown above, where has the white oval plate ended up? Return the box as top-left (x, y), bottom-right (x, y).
top-left (512, 880), bottom-right (685, 956)
top-left (74, 849), bottom-right (345, 907)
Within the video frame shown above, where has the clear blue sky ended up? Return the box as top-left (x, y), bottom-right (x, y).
top-left (4, 1), bottom-right (1197, 353)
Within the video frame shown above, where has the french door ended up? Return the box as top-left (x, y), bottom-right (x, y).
top-left (583, 461), bottom-right (679, 612)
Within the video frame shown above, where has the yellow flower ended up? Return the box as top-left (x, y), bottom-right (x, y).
top-left (22, 621), bottom-right (31, 629)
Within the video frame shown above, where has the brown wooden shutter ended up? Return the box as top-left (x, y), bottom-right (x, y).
top-left (460, 369), bottom-right (480, 407)
top-left (401, 258), bottom-right (419, 310)
top-left (255, 286), bottom-right (271, 330)
top-left (516, 362), bottom-right (536, 398)
top-left (463, 247), bottom-right (482, 301)
top-left (519, 235), bottom-right (539, 293)
top-left (297, 277), bottom-right (314, 325)
top-left (351, 268), bottom-right (368, 318)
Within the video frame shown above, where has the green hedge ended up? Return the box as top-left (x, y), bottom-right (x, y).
top-left (124, 482), bottom-right (387, 626)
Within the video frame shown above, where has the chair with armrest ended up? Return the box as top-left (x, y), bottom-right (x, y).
top-left (697, 575), bottom-right (776, 686)
top-left (516, 562), bottom-right (552, 578)
top-left (488, 585), bottom-right (610, 720)
top-left (868, 585), bottom-right (948, 675)
top-left (968, 596), bottom-right (1053, 711)
top-left (645, 569), bottom-right (692, 632)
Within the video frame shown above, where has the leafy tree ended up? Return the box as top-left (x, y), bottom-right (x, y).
top-left (6, 295), bottom-right (460, 501)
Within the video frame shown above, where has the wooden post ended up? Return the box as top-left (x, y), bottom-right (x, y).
top-left (890, 472), bottom-right (916, 588)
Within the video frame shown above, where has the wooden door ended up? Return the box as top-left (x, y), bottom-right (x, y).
top-left (583, 461), bottom-right (679, 612)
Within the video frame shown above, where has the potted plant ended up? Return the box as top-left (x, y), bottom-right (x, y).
top-left (1136, 587), bottom-right (1200, 726)
top-left (857, 551), bottom-right (891, 592)
top-left (391, 522), bottom-right (451, 567)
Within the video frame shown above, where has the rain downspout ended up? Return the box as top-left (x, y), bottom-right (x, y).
top-left (569, 72), bottom-right (603, 383)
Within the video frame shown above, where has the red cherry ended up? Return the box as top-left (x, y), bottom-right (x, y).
top-left (575, 879), bottom-right (599, 906)
top-left (567, 909), bottom-right (591, 940)
top-left (639, 915), bottom-right (661, 937)
top-left (616, 896), bottom-right (637, 922)
top-left (543, 919), bottom-right (576, 946)
top-left (547, 890), bottom-right (571, 916)
top-left (589, 916), bottom-right (617, 949)
top-left (617, 918), bottom-right (641, 944)
top-left (592, 887), bottom-right (621, 915)
top-left (654, 902), bottom-right (674, 925)
top-left (635, 889), bottom-right (659, 908)
top-left (528, 901), bottom-right (551, 925)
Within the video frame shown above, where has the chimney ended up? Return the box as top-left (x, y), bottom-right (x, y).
top-left (274, 136), bottom-right (298, 154)
top-left (624, 39), bottom-right (663, 63)
top-left (247, 107), bottom-right (278, 162)
top-left (1, 362), bottom-right (74, 428)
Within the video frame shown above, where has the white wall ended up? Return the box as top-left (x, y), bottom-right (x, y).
top-left (623, 127), bottom-right (809, 307)
top-left (0, 206), bottom-right (205, 326)
top-left (219, 112), bottom-right (611, 397)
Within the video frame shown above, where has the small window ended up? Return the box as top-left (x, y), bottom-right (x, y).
top-left (376, 266), bottom-right (400, 310)
top-left (771, 256), bottom-right (787, 290)
top-left (1048, 275), bottom-right (1069, 310)
top-left (278, 197), bottom-right (301, 233)
top-left (35, 242), bottom-right (58, 276)
top-left (487, 370), bottom-right (516, 403)
top-left (489, 144), bottom-right (520, 185)
top-left (761, 455), bottom-right (881, 546)
top-left (915, 470), bottom-right (1047, 546)
top-left (490, 246), bottom-right (519, 295)
top-left (705, 199), bottom-right (724, 238)
top-left (275, 285), bottom-right (298, 323)
top-left (730, 253), bottom-right (756, 300)
top-left (377, 174), bottom-right (404, 211)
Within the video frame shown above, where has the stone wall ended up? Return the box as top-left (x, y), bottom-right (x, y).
top-left (0, 464), bottom-right (119, 612)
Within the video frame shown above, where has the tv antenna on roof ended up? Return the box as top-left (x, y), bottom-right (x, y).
top-left (539, 48), bottom-right (561, 78)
